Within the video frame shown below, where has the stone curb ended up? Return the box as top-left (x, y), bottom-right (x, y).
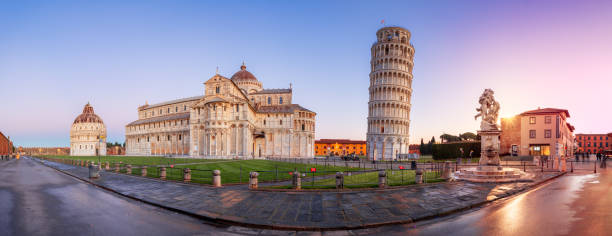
top-left (37, 158), bottom-right (566, 231)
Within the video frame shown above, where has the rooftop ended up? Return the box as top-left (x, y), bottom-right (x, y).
top-left (520, 108), bottom-right (570, 117)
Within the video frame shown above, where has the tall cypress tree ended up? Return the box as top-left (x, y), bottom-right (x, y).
top-left (419, 138), bottom-right (425, 154)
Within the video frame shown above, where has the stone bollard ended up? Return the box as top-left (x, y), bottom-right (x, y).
top-left (160, 167), bottom-right (167, 179)
top-left (249, 172), bottom-right (259, 189)
top-left (114, 163), bottom-right (120, 172)
top-left (80, 160), bottom-right (84, 166)
top-left (141, 166), bottom-right (147, 177)
top-left (442, 161), bottom-right (452, 180)
top-left (105, 162), bottom-right (110, 171)
top-left (126, 164), bottom-right (132, 174)
top-left (415, 169), bottom-right (423, 184)
top-left (212, 170), bottom-right (221, 187)
top-left (336, 172), bottom-right (344, 189)
top-left (378, 171), bottom-right (387, 188)
top-left (89, 163), bottom-right (100, 179)
top-left (293, 171), bottom-right (301, 190)
top-left (183, 168), bottom-right (191, 182)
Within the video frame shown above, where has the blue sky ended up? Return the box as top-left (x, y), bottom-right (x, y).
top-left (1, 0), bottom-right (611, 147)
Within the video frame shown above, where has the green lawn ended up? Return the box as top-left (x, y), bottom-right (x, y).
top-left (38, 156), bottom-right (367, 185)
top-left (267, 169), bottom-right (444, 189)
top-left (175, 159), bottom-right (366, 184)
top-left (39, 155), bottom-right (216, 166)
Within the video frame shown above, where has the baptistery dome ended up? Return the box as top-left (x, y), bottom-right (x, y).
top-left (70, 103), bottom-right (107, 156)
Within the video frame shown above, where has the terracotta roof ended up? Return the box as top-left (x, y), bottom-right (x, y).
top-left (127, 112), bottom-right (190, 126)
top-left (73, 103), bottom-right (104, 124)
top-left (251, 88), bottom-right (292, 94)
top-left (140, 96), bottom-right (203, 110)
top-left (257, 104), bottom-right (315, 114)
top-left (520, 108), bottom-right (570, 117)
top-left (230, 64), bottom-right (258, 82)
top-left (316, 139), bottom-right (366, 144)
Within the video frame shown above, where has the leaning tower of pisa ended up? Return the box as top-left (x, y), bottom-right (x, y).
top-left (367, 26), bottom-right (414, 161)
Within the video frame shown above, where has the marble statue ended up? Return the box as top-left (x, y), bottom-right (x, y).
top-left (474, 89), bottom-right (500, 131)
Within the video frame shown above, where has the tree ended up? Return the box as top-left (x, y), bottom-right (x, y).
top-left (419, 138), bottom-right (425, 155)
top-left (440, 133), bottom-right (461, 143)
top-left (459, 132), bottom-right (478, 141)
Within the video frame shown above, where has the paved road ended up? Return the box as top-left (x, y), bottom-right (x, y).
top-left (0, 157), bottom-right (256, 236)
top-left (366, 163), bottom-right (612, 236)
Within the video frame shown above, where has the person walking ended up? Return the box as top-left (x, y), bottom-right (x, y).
top-left (458, 148), bottom-right (464, 164)
top-left (469, 150), bottom-right (474, 164)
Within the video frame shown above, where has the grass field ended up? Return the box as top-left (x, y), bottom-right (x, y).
top-left (268, 169), bottom-right (444, 189)
top-left (38, 156), bottom-right (367, 184)
top-left (39, 155), bottom-right (215, 166)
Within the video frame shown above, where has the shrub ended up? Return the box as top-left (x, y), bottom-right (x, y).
top-left (432, 141), bottom-right (481, 160)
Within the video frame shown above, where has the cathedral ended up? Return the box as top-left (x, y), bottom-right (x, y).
top-left (125, 64), bottom-right (316, 158)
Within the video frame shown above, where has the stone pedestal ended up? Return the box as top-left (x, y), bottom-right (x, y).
top-left (212, 170), bottom-right (221, 187)
top-left (477, 129), bottom-right (502, 166)
top-left (249, 172), bottom-right (259, 189)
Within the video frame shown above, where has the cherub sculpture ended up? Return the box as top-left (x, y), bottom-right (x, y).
top-left (474, 89), bottom-right (500, 130)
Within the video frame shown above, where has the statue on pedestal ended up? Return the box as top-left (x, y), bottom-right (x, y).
top-left (474, 89), bottom-right (501, 167)
top-left (474, 89), bottom-right (500, 131)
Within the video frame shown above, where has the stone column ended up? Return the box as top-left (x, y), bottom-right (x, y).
top-left (378, 171), bottom-right (387, 188)
top-left (415, 169), bottom-right (423, 184)
top-left (183, 168), bottom-right (191, 182)
top-left (160, 167), bottom-right (167, 179)
top-left (212, 170), bottom-right (221, 187)
top-left (249, 172), bottom-right (258, 189)
top-left (293, 171), bottom-right (301, 190)
top-left (336, 172), bottom-right (344, 189)
top-left (442, 161), bottom-right (452, 180)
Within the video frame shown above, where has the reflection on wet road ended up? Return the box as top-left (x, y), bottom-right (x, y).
top-left (389, 165), bottom-right (612, 236)
top-left (0, 157), bottom-right (242, 236)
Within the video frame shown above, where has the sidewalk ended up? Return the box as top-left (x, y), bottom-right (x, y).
top-left (37, 157), bottom-right (564, 230)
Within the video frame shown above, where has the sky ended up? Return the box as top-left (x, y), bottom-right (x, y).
top-left (1, 0), bottom-right (611, 147)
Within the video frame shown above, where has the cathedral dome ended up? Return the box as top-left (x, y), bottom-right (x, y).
top-left (230, 63), bottom-right (258, 82)
top-left (73, 103), bottom-right (104, 124)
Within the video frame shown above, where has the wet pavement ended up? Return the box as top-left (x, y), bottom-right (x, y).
top-left (363, 161), bottom-right (612, 236)
top-left (0, 157), bottom-right (276, 236)
top-left (34, 156), bottom-right (563, 231)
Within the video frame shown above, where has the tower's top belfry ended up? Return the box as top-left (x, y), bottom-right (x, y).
top-left (366, 26), bottom-right (414, 161)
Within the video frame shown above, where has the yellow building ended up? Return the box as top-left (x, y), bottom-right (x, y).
top-left (315, 139), bottom-right (366, 156)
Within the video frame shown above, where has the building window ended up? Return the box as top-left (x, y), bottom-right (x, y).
top-left (184, 105), bottom-right (187, 111)
top-left (263, 120), bottom-right (266, 125)
top-left (167, 135), bottom-right (170, 140)
top-left (147, 137), bottom-right (150, 142)
top-left (179, 135), bottom-right (182, 141)
top-left (280, 120), bottom-right (283, 125)
top-left (167, 108), bottom-right (170, 113)
top-left (545, 116), bottom-right (551, 124)
top-left (529, 130), bottom-right (536, 138)
top-left (268, 97), bottom-right (271, 104)
top-left (160, 109), bottom-right (162, 114)
top-left (279, 97), bottom-right (283, 104)
top-left (302, 124), bottom-right (305, 131)
top-left (215, 86), bottom-right (220, 94)
top-left (236, 104), bottom-right (239, 112)
top-left (175, 107), bottom-right (178, 112)
top-left (381, 127), bottom-right (385, 133)
top-left (529, 117), bottom-right (536, 124)
top-left (157, 136), bottom-right (160, 141)
top-left (545, 129), bottom-right (552, 138)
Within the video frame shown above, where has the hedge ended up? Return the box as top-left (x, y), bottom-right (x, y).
top-left (432, 141), bottom-right (481, 160)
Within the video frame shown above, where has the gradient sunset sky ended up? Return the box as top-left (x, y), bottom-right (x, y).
top-left (1, 0), bottom-right (611, 147)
